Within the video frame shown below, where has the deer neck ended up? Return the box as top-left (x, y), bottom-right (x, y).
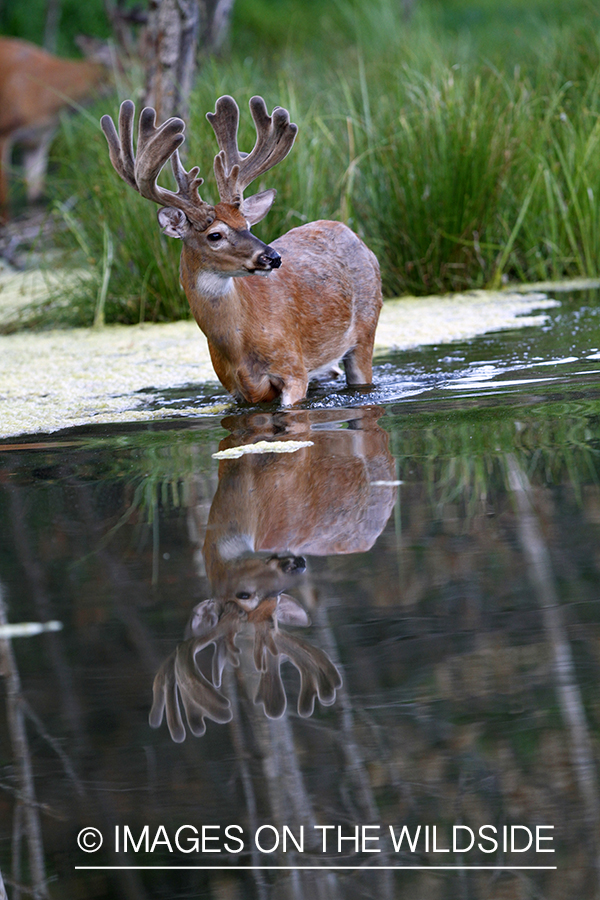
top-left (195, 270), bottom-right (236, 303)
top-left (180, 249), bottom-right (253, 359)
top-left (180, 249), bottom-right (238, 311)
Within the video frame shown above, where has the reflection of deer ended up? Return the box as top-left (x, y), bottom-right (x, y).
top-left (0, 36), bottom-right (113, 216)
top-left (150, 408), bottom-right (395, 741)
top-left (202, 407), bottom-right (397, 605)
top-left (101, 95), bottom-right (382, 404)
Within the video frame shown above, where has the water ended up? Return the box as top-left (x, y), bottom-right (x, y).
top-left (1, 292), bottom-right (600, 899)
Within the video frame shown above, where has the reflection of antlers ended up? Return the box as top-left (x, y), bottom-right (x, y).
top-left (252, 594), bottom-right (342, 719)
top-left (271, 630), bottom-right (342, 718)
top-left (151, 595), bottom-right (342, 740)
top-left (149, 601), bottom-right (239, 742)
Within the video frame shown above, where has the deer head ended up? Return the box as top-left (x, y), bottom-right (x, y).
top-left (100, 96), bottom-right (297, 272)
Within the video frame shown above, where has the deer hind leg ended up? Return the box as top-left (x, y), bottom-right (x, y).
top-left (343, 341), bottom-right (374, 386)
top-left (22, 127), bottom-right (55, 202)
top-left (0, 137), bottom-right (12, 220)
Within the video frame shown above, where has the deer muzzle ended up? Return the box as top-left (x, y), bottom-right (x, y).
top-left (255, 247), bottom-right (282, 270)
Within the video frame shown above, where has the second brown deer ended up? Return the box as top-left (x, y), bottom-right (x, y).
top-left (0, 36), bottom-right (113, 217)
top-left (101, 96), bottom-right (382, 405)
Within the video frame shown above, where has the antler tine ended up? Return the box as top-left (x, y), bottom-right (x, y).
top-left (175, 637), bottom-right (233, 726)
top-left (150, 600), bottom-right (240, 742)
top-left (149, 651), bottom-right (187, 742)
top-left (171, 149), bottom-right (206, 204)
top-left (207, 94), bottom-right (298, 207)
top-left (206, 94), bottom-right (242, 170)
top-left (101, 100), bottom-right (215, 227)
top-left (275, 631), bottom-right (342, 718)
top-left (254, 643), bottom-right (287, 719)
top-left (251, 594), bottom-right (310, 720)
top-left (242, 96), bottom-right (298, 188)
top-left (185, 599), bottom-right (241, 687)
top-left (101, 99), bottom-right (137, 189)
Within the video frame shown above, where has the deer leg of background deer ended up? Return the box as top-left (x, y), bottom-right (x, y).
top-left (0, 138), bottom-right (12, 218)
top-left (22, 128), bottom-right (55, 203)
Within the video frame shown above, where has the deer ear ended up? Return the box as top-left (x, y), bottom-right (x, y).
top-left (157, 206), bottom-right (188, 239)
top-left (185, 598), bottom-right (221, 638)
top-left (275, 594), bottom-right (311, 627)
top-left (243, 189), bottom-right (277, 225)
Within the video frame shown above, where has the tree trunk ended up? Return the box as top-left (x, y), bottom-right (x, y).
top-left (143, 0), bottom-right (200, 123)
top-left (43, 0), bottom-right (62, 52)
top-left (203, 0), bottom-right (235, 53)
top-left (143, 0), bottom-right (237, 122)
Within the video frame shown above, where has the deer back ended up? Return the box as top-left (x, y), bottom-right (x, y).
top-left (0, 37), bottom-right (110, 136)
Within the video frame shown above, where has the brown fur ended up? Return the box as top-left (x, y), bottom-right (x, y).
top-left (0, 37), bottom-right (110, 215)
top-left (179, 218), bottom-right (382, 405)
top-left (200, 408), bottom-right (396, 602)
top-left (102, 95), bottom-right (383, 404)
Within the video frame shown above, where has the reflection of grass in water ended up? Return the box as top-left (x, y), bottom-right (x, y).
top-left (84, 428), bottom-right (220, 536)
top-left (388, 399), bottom-right (600, 515)
top-left (87, 394), bottom-right (600, 532)
top-left (76, 429), bottom-right (222, 584)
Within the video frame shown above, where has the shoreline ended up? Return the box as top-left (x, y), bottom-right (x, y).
top-left (0, 285), bottom-right (559, 439)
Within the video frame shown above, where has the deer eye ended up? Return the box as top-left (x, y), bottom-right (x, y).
top-left (207, 232), bottom-right (222, 242)
top-left (236, 591), bottom-right (252, 600)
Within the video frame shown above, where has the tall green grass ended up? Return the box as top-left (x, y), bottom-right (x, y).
top-left (12, 0), bottom-right (600, 328)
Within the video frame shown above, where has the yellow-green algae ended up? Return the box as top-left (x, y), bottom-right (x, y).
top-left (213, 440), bottom-right (315, 459)
top-left (0, 277), bottom-right (559, 439)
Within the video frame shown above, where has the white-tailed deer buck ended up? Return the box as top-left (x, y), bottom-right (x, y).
top-left (0, 36), bottom-right (113, 217)
top-left (101, 96), bottom-right (382, 404)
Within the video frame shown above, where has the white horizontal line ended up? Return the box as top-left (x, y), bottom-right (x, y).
top-left (75, 866), bottom-right (557, 871)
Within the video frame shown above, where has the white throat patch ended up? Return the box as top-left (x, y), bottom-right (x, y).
top-left (196, 271), bottom-right (234, 299)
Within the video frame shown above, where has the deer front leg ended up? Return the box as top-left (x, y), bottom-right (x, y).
top-left (236, 365), bottom-right (283, 404)
top-left (280, 373), bottom-right (309, 406)
top-left (238, 357), bottom-right (308, 406)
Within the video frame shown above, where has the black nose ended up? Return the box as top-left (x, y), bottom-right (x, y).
top-left (280, 556), bottom-right (306, 574)
top-left (257, 249), bottom-right (281, 268)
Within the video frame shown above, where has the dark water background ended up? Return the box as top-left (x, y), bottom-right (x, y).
top-left (2, 292), bottom-right (600, 899)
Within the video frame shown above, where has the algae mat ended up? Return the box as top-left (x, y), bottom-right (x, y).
top-left (0, 290), bottom-right (556, 438)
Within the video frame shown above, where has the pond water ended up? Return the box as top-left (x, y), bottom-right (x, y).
top-left (1, 292), bottom-right (600, 900)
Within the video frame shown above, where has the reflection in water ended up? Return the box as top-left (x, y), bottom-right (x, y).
top-left (507, 456), bottom-right (600, 890)
top-left (0, 585), bottom-right (50, 900)
top-left (2, 331), bottom-right (600, 898)
top-left (150, 408), bottom-right (395, 742)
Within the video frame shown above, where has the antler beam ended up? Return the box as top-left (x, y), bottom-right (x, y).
top-left (101, 100), bottom-right (216, 228)
top-left (207, 95), bottom-right (298, 207)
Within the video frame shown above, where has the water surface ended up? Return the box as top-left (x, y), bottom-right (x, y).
top-left (1, 291), bottom-right (600, 899)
